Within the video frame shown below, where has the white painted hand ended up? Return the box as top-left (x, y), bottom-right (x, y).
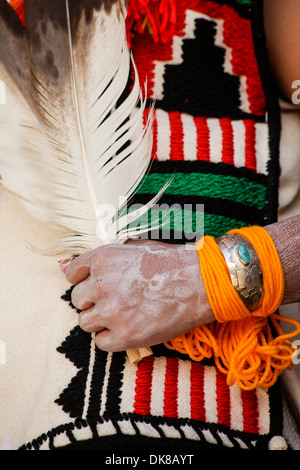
top-left (64, 240), bottom-right (215, 352)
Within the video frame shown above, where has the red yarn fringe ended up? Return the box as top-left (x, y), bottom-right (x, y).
top-left (9, 0), bottom-right (176, 47)
top-left (9, 0), bottom-right (177, 46)
top-left (9, 0), bottom-right (25, 26)
top-left (126, 0), bottom-right (177, 46)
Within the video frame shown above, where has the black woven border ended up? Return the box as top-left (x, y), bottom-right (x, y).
top-left (19, 413), bottom-right (280, 451)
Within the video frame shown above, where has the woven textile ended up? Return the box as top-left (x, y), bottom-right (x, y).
top-left (1, 0), bottom-right (288, 451)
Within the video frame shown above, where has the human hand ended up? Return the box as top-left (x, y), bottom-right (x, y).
top-left (64, 240), bottom-right (215, 352)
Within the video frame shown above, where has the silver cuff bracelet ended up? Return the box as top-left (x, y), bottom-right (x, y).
top-left (216, 233), bottom-right (263, 311)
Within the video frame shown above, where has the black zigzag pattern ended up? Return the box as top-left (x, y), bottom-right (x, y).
top-left (56, 288), bottom-right (127, 421)
top-left (156, 17), bottom-right (245, 119)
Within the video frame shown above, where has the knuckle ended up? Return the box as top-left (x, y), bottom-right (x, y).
top-left (89, 246), bottom-right (114, 277)
top-left (91, 244), bottom-right (113, 262)
top-left (71, 286), bottom-right (80, 309)
top-left (78, 312), bottom-right (95, 332)
top-left (91, 275), bottom-right (106, 294)
top-left (78, 312), bottom-right (89, 331)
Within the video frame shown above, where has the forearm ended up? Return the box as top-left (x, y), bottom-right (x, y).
top-left (265, 214), bottom-right (300, 305)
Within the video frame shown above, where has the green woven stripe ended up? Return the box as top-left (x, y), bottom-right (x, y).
top-left (138, 173), bottom-right (266, 210)
top-left (235, 0), bottom-right (250, 4)
top-left (127, 206), bottom-right (201, 235)
top-left (204, 213), bottom-right (247, 237)
top-left (126, 207), bottom-right (247, 239)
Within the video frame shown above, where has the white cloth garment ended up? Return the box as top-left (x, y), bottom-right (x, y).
top-left (0, 187), bottom-right (78, 449)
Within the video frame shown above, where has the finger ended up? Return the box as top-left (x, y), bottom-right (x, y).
top-left (64, 251), bottom-right (95, 285)
top-left (71, 277), bottom-right (95, 311)
top-left (94, 329), bottom-right (115, 352)
top-left (78, 307), bottom-right (107, 333)
top-left (95, 328), bottom-right (130, 353)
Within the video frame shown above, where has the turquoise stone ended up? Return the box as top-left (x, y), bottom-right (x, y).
top-left (237, 244), bottom-right (250, 265)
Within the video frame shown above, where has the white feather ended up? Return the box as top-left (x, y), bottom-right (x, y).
top-left (0, 0), bottom-right (163, 256)
top-left (0, 70), bottom-right (56, 224)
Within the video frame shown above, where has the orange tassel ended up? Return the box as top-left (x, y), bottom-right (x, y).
top-left (165, 226), bottom-right (300, 390)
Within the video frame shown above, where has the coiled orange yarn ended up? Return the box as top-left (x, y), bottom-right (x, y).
top-left (165, 226), bottom-right (300, 390)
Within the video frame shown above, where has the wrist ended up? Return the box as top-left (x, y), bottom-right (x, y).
top-left (181, 245), bottom-right (216, 327)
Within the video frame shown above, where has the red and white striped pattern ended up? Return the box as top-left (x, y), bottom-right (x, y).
top-left (120, 356), bottom-right (270, 435)
top-left (149, 108), bottom-right (269, 175)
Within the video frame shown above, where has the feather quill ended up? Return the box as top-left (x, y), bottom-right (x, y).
top-left (0, 0), bottom-right (164, 361)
